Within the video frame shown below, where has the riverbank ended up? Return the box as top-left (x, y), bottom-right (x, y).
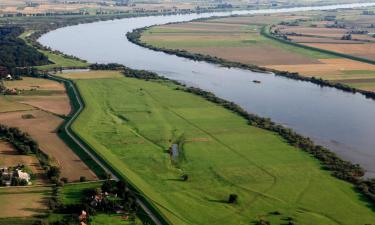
top-left (61, 68), bottom-right (375, 225)
top-left (129, 15), bottom-right (375, 100)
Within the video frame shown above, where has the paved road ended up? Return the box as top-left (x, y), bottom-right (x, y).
top-left (50, 74), bottom-right (164, 225)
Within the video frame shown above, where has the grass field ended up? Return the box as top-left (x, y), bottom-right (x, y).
top-left (71, 73), bottom-right (375, 225)
top-left (141, 11), bottom-right (375, 91)
top-left (59, 181), bottom-right (103, 205)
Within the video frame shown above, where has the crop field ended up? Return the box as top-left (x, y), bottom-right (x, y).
top-left (0, 141), bottom-right (45, 184)
top-left (0, 77), bottom-right (97, 182)
top-left (58, 70), bottom-right (123, 80)
top-left (5, 77), bottom-right (71, 115)
top-left (0, 186), bottom-right (51, 218)
top-left (276, 13), bottom-right (375, 61)
top-left (71, 74), bottom-right (375, 225)
top-left (141, 10), bottom-right (375, 91)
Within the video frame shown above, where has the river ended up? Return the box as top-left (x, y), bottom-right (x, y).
top-left (39, 2), bottom-right (375, 176)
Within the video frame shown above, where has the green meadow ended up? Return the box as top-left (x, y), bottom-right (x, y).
top-left (70, 75), bottom-right (375, 225)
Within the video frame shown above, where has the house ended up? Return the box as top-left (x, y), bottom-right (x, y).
top-left (16, 169), bottom-right (31, 184)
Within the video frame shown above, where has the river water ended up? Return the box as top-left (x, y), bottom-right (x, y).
top-left (39, 2), bottom-right (375, 176)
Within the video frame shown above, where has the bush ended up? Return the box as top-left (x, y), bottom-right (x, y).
top-left (228, 194), bottom-right (238, 203)
top-left (181, 174), bottom-right (189, 181)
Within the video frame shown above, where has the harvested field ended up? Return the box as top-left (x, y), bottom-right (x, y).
top-left (58, 70), bottom-right (123, 80)
top-left (0, 141), bottom-right (45, 184)
top-left (304, 43), bottom-right (375, 61)
top-left (0, 186), bottom-right (51, 217)
top-left (10, 95), bottom-right (71, 116)
top-left (5, 77), bottom-right (71, 116)
top-left (0, 110), bottom-right (97, 182)
top-left (185, 46), bottom-right (320, 65)
top-left (0, 96), bottom-right (33, 113)
top-left (289, 36), bottom-right (358, 44)
top-left (280, 27), bottom-right (347, 38)
top-left (4, 77), bottom-right (65, 91)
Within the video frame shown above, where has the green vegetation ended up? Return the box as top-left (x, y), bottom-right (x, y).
top-left (0, 26), bottom-right (49, 71)
top-left (60, 181), bottom-right (103, 205)
top-left (90, 214), bottom-right (136, 225)
top-left (71, 74), bottom-right (375, 225)
top-left (35, 49), bottom-right (89, 70)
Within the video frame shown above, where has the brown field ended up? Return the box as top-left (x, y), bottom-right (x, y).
top-left (288, 36), bottom-right (358, 44)
top-left (4, 77), bottom-right (65, 91)
top-left (185, 46), bottom-right (319, 65)
top-left (0, 141), bottom-right (45, 184)
top-left (5, 77), bottom-right (71, 116)
top-left (0, 186), bottom-right (50, 217)
top-left (11, 95), bottom-right (71, 116)
top-left (57, 70), bottom-right (123, 80)
top-left (280, 26), bottom-right (347, 38)
top-left (1, 77), bottom-right (97, 182)
top-left (0, 96), bottom-right (33, 113)
top-left (0, 110), bottom-right (97, 182)
top-left (305, 43), bottom-right (375, 61)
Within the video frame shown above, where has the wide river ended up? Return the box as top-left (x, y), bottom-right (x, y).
top-left (40, 2), bottom-right (375, 176)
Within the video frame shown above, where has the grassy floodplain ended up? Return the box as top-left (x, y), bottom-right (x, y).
top-left (66, 70), bottom-right (375, 225)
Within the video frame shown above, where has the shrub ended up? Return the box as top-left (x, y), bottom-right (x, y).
top-left (228, 194), bottom-right (238, 203)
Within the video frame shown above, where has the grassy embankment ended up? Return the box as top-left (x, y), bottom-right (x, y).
top-left (140, 13), bottom-right (375, 92)
top-left (19, 30), bottom-right (89, 71)
top-left (64, 70), bottom-right (375, 225)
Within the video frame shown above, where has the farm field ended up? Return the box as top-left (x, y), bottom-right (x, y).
top-left (0, 186), bottom-right (51, 218)
top-left (0, 77), bottom-right (97, 182)
top-left (71, 72), bottom-right (375, 225)
top-left (140, 9), bottom-right (375, 91)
